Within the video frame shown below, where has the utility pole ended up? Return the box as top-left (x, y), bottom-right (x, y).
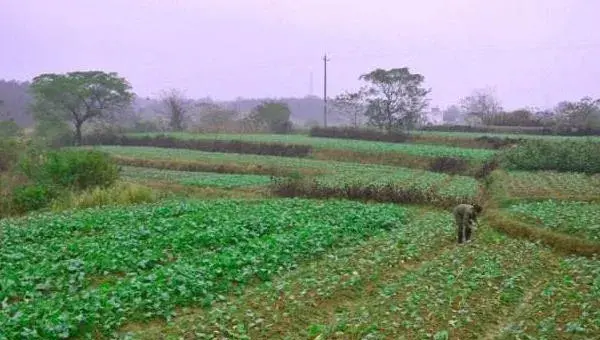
top-left (323, 54), bottom-right (330, 127)
top-left (309, 71), bottom-right (314, 96)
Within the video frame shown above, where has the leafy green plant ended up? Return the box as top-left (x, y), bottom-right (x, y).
top-left (11, 183), bottom-right (54, 213)
top-left (19, 149), bottom-right (120, 191)
top-left (506, 200), bottom-right (600, 241)
top-left (0, 198), bottom-right (411, 338)
top-left (500, 139), bottom-right (600, 173)
top-left (120, 166), bottom-right (273, 189)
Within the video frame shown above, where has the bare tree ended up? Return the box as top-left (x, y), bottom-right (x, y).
top-left (159, 88), bottom-right (189, 131)
top-left (331, 88), bottom-right (367, 128)
top-left (460, 87), bottom-right (502, 123)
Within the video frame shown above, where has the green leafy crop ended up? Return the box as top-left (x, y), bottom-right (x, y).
top-left (506, 200), bottom-right (600, 241)
top-left (0, 198), bottom-right (411, 338)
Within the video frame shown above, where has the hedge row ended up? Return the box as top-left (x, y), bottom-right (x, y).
top-left (82, 134), bottom-right (313, 157)
top-left (270, 178), bottom-right (477, 209)
top-left (309, 126), bottom-right (410, 143)
top-left (420, 124), bottom-right (600, 136)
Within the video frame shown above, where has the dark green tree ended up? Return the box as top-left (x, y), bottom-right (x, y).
top-left (30, 71), bottom-right (134, 145)
top-left (359, 68), bottom-right (430, 131)
top-left (248, 101), bottom-right (293, 133)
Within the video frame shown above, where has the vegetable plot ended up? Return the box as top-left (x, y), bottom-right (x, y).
top-left (120, 166), bottom-right (273, 188)
top-left (0, 198), bottom-right (411, 338)
top-left (506, 200), bottom-right (600, 241)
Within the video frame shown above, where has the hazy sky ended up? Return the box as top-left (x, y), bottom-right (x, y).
top-left (1, 0), bottom-right (599, 109)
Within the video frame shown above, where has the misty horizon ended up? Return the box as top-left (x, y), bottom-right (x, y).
top-left (2, 0), bottom-right (599, 110)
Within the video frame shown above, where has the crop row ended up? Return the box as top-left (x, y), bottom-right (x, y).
top-left (120, 166), bottom-right (273, 189)
top-left (506, 200), bottom-right (600, 242)
top-left (125, 211), bottom-right (596, 340)
top-left (128, 132), bottom-right (496, 161)
top-left (93, 146), bottom-right (481, 204)
top-left (83, 133), bottom-right (312, 157)
top-left (271, 170), bottom-right (480, 208)
top-left (502, 170), bottom-right (600, 199)
top-left (0, 198), bottom-right (413, 338)
top-left (500, 139), bottom-right (600, 173)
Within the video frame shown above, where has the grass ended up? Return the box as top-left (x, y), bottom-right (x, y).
top-left (128, 132), bottom-right (497, 161)
top-left (0, 198), bottom-right (413, 338)
top-left (49, 181), bottom-right (160, 212)
top-left (506, 200), bottom-right (600, 242)
top-left (119, 166), bottom-right (273, 189)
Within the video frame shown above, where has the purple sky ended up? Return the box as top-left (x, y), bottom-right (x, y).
top-left (1, 0), bottom-right (599, 109)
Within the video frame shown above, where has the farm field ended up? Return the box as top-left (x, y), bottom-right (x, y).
top-left (121, 212), bottom-right (600, 339)
top-left (120, 166), bottom-right (273, 189)
top-left (412, 129), bottom-right (600, 141)
top-left (127, 132), bottom-right (497, 161)
top-left (506, 200), bottom-right (600, 242)
top-left (92, 145), bottom-right (482, 203)
top-left (499, 170), bottom-right (600, 200)
top-left (0, 199), bottom-right (413, 338)
top-left (3, 130), bottom-right (600, 339)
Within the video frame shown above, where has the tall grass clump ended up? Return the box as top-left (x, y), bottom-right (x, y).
top-left (500, 139), bottom-right (600, 173)
top-left (50, 181), bottom-right (159, 211)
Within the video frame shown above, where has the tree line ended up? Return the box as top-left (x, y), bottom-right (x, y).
top-left (2, 67), bottom-right (600, 146)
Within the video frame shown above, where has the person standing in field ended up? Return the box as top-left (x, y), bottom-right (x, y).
top-left (453, 203), bottom-right (482, 244)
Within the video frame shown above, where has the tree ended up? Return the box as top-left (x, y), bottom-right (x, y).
top-left (460, 88), bottom-right (502, 123)
top-left (30, 71), bottom-right (134, 145)
top-left (358, 68), bottom-right (431, 131)
top-left (197, 103), bottom-right (239, 132)
top-left (555, 97), bottom-right (600, 130)
top-left (247, 101), bottom-right (293, 133)
top-left (159, 88), bottom-right (189, 131)
top-left (331, 89), bottom-right (367, 128)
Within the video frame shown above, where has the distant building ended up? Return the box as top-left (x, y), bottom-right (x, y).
top-left (425, 107), bottom-right (443, 125)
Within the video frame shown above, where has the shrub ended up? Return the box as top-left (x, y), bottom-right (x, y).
top-left (11, 184), bottom-right (54, 213)
top-left (0, 120), bottom-right (22, 138)
top-left (20, 149), bottom-right (120, 191)
top-left (0, 139), bottom-right (20, 171)
top-left (500, 139), bottom-right (600, 173)
top-left (474, 136), bottom-right (522, 149)
top-left (309, 126), bottom-right (411, 143)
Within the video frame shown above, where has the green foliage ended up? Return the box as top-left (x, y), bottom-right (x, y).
top-left (0, 119), bottom-right (22, 137)
top-left (0, 138), bottom-right (21, 171)
top-left (503, 170), bottom-right (600, 199)
top-left (506, 200), bottom-right (600, 241)
top-left (247, 101), bottom-right (293, 133)
top-left (0, 198), bottom-right (411, 337)
top-left (20, 149), bottom-right (120, 191)
top-left (11, 183), bottom-right (54, 213)
top-left (30, 70), bottom-right (134, 145)
top-left (127, 132), bottom-right (496, 161)
top-left (121, 166), bottom-right (273, 188)
top-left (309, 126), bottom-right (410, 143)
top-left (359, 67), bottom-right (431, 130)
top-left (500, 139), bottom-right (600, 173)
